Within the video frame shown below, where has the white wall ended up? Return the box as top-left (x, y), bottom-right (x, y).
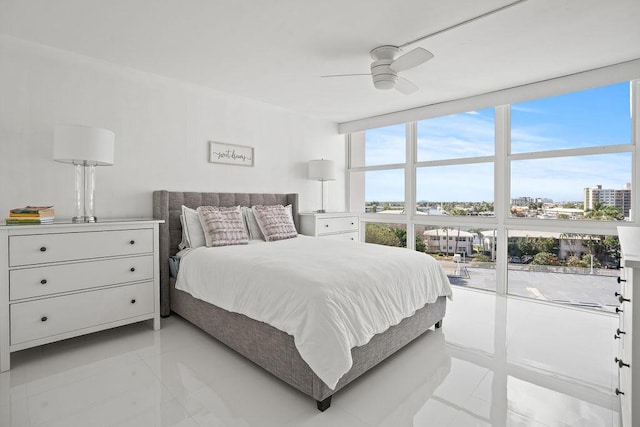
top-left (0, 36), bottom-right (345, 220)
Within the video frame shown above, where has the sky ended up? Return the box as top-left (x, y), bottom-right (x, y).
top-left (363, 82), bottom-right (632, 203)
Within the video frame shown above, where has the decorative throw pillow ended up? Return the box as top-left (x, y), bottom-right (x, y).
top-left (197, 206), bottom-right (249, 247)
top-left (252, 205), bottom-right (298, 242)
top-left (181, 205), bottom-right (207, 249)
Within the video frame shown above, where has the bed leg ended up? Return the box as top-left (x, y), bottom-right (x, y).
top-left (316, 396), bottom-right (332, 412)
top-left (435, 320), bottom-right (442, 329)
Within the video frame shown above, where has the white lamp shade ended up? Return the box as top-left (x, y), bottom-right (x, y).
top-left (308, 159), bottom-right (336, 181)
top-left (54, 125), bottom-right (115, 166)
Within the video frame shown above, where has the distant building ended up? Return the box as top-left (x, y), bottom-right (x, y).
top-left (423, 228), bottom-right (474, 256)
top-left (417, 205), bottom-right (448, 215)
top-left (511, 196), bottom-right (534, 206)
top-left (480, 230), bottom-right (595, 260)
top-left (584, 183), bottom-right (631, 217)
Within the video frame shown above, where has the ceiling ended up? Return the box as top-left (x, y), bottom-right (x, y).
top-left (1, 0), bottom-right (639, 124)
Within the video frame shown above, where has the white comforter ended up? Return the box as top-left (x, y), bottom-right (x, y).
top-left (176, 235), bottom-right (452, 389)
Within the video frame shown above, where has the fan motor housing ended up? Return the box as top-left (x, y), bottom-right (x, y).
top-left (370, 45), bottom-right (401, 90)
top-left (370, 59), bottom-right (398, 90)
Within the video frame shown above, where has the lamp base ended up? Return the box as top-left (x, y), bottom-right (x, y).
top-left (73, 216), bottom-right (97, 223)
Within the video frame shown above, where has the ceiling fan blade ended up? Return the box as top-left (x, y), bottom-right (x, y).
top-left (321, 73), bottom-right (371, 78)
top-left (389, 47), bottom-right (433, 72)
top-left (395, 77), bottom-right (419, 95)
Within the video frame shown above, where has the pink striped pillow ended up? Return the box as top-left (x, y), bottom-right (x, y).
top-left (252, 205), bottom-right (298, 242)
top-left (197, 206), bottom-right (249, 247)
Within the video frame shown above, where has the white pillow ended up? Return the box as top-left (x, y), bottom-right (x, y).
top-left (178, 214), bottom-right (188, 250)
top-left (181, 205), bottom-right (207, 248)
top-left (242, 207), bottom-right (264, 240)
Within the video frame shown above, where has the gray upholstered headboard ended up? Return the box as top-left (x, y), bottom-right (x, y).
top-left (152, 191), bottom-right (299, 316)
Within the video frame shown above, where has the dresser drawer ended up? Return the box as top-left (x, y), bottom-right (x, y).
top-left (10, 255), bottom-right (154, 300)
top-left (10, 281), bottom-right (155, 345)
top-left (319, 231), bottom-right (359, 242)
top-left (9, 229), bottom-right (153, 266)
top-left (316, 216), bottom-right (359, 235)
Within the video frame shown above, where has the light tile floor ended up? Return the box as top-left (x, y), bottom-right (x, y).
top-left (0, 288), bottom-right (620, 426)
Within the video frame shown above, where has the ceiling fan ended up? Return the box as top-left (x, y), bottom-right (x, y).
top-left (321, 0), bottom-right (528, 95)
top-left (322, 45), bottom-right (433, 95)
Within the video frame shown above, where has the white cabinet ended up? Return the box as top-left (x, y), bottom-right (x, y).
top-left (0, 220), bottom-right (162, 372)
top-left (616, 226), bottom-right (640, 427)
top-left (299, 212), bottom-right (360, 241)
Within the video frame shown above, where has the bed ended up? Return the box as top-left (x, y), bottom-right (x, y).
top-left (153, 190), bottom-right (451, 411)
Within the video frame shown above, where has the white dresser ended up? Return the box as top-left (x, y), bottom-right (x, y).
top-left (299, 212), bottom-right (360, 241)
top-left (616, 226), bottom-right (640, 427)
top-left (0, 220), bottom-right (162, 372)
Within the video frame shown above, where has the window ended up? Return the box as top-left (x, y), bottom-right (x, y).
top-left (510, 154), bottom-right (632, 220)
top-left (348, 79), bottom-right (637, 311)
top-left (416, 163), bottom-right (494, 217)
top-left (510, 82), bottom-right (632, 222)
top-left (350, 125), bottom-right (406, 213)
top-left (416, 109), bottom-right (495, 217)
top-left (511, 83), bottom-right (631, 153)
top-left (351, 124), bottom-right (405, 167)
top-left (416, 226), bottom-right (497, 292)
top-left (417, 109), bottom-right (494, 161)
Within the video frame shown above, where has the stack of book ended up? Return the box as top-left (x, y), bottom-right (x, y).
top-left (5, 206), bottom-right (55, 225)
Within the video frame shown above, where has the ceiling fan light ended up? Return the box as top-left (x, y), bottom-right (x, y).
top-left (372, 74), bottom-right (397, 90)
top-left (374, 80), bottom-right (395, 90)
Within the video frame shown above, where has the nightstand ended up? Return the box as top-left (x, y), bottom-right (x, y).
top-left (0, 219), bottom-right (163, 372)
top-left (299, 212), bottom-right (360, 241)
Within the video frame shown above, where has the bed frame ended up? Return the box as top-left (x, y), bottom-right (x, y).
top-left (153, 190), bottom-right (446, 411)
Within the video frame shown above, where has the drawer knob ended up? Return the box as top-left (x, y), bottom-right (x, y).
top-left (129, 240), bottom-right (135, 245)
top-left (351, 222), bottom-right (354, 225)
top-left (40, 279), bottom-right (47, 285)
top-left (614, 334), bottom-right (621, 339)
top-left (617, 328), bottom-right (626, 335)
top-left (325, 224), bottom-right (329, 228)
top-left (619, 295), bottom-right (631, 304)
top-left (130, 267), bottom-right (136, 272)
top-left (616, 307), bottom-right (624, 313)
top-left (41, 316), bottom-right (48, 322)
top-left (130, 299), bottom-right (136, 304)
top-left (617, 277), bottom-right (626, 283)
top-left (616, 388), bottom-right (625, 396)
top-left (40, 246), bottom-right (47, 252)
top-left (615, 357), bottom-right (630, 368)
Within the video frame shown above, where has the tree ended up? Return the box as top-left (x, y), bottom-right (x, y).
top-left (532, 252), bottom-right (561, 266)
top-left (584, 202), bottom-right (623, 220)
top-left (443, 227), bottom-right (450, 255)
top-left (365, 223), bottom-right (401, 247)
top-left (392, 227), bottom-right (426, 252)
top-left (566, 254), bottom-right (601, 268)
top-left (453, 227), bottom-right (461, 255)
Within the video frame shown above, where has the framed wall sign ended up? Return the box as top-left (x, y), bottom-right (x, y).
top-left (209, 141), bottom-right (254, 167)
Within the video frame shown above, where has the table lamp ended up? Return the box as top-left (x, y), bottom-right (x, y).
top-left (308, 159), bottom-right (336, 213)
top-left (54, 125), bottom-right (115, 223)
